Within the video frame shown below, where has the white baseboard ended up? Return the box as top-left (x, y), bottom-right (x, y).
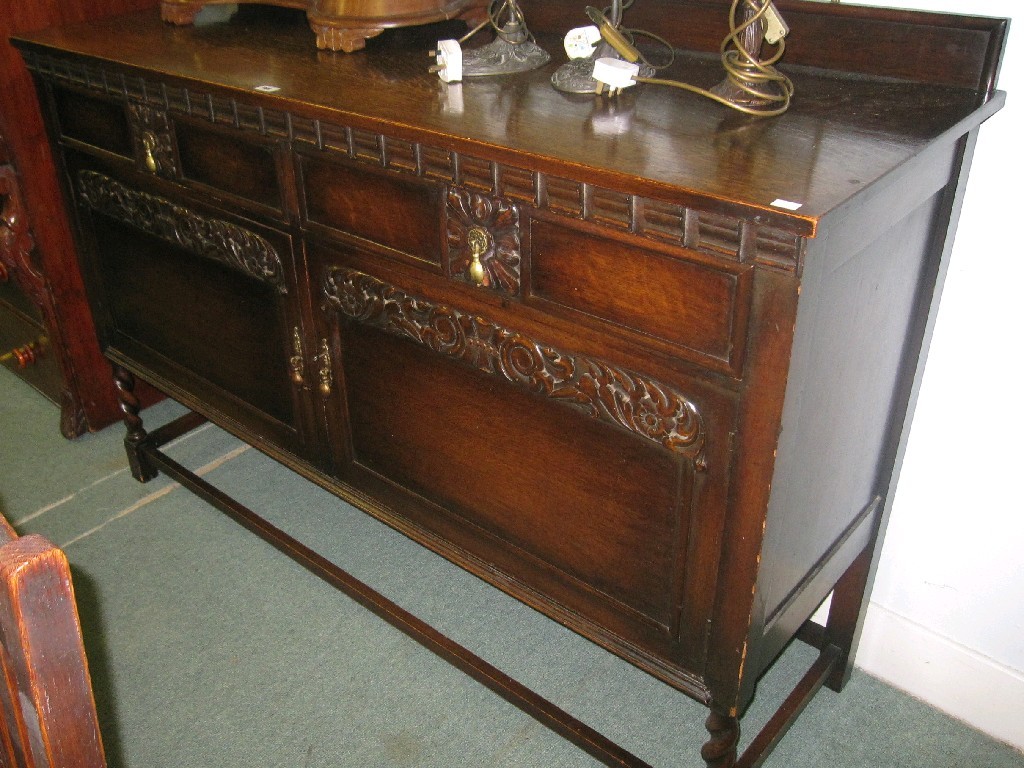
top-left (854, 602), bottom-right (1024, 751)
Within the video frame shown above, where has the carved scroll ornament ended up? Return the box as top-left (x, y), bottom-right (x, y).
top-left (1, 163), bottom-right (43, 303)
top-left (76, 171), bottom-right (287, 293)
top-left (323, 267), bottom-right (707, 467)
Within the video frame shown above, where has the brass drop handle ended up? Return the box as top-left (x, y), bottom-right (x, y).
top-left (141, 131), bottom-right (158, 173)
top-left (466, 226), bottom-right (490, 287)
top-left (317, 339), bottom-right (332, 396)
top-left (289, 327), bottom-right (305, 385)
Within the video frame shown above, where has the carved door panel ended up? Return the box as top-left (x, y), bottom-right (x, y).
top-left (309, 237), bottom-right (725, 683)
top-left (66, 153), bottom-right (317, 461)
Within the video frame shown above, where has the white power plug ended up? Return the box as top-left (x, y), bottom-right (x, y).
top-left (563, 25), bottom-right (601, 59)
top-left (592, 57), bottom-right (640, 96)
top-left (430, 39), bottom-right (463, 83)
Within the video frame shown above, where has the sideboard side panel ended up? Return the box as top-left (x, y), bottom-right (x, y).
top-left (752, 134), bottom-right (971, 681)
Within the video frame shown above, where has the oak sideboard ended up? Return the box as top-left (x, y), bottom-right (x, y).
top-left (14, 2), bottom-right (1007, 764)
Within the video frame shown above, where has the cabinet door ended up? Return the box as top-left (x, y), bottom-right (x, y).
top-left (311, 240), bottom-right (717, 678)
top-left (69, 158), bottom-right (316, 459)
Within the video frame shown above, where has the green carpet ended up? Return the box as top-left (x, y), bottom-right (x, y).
top-left (1, 365), bottom-right (1020, 767)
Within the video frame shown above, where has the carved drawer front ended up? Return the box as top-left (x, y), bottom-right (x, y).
top-left (528, 218), bottom-right (753, 376)
top-left (51, 86), bottom-right (285, 217)
top-left (52, 87), bottom-right (178, 179)
top-left (297, 152), bottom-right (444, 266)
top-left (321, 261), bottom-right (712, 669)
top-left (73, 166), bottom-right (311, 456)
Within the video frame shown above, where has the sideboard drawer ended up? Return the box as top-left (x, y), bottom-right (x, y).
top-left (528, 218), bottom-right (753, 376)
top-left (51, 86), bottom-right (286, 218)
top-left (52, 86), bottom-right (133, 159)
top-left (172, 118), bottom-right (284, 215)
top-left (297, 152), bottom-right (444, 266)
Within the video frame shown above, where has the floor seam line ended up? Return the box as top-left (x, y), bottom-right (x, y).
top-left (14, 492), bottom-right (78, 527)
top-left (12, 423), bottom-right (216, 527)
top-left (61, 444), bottom-right (251, 549)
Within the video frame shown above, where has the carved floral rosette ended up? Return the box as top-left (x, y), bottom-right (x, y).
top-left (76, 171), bottom-right (287, 293)
top-left (446, 187), bottom-right (521, 295)
top-left (324, 267), bottom-right (706, 467)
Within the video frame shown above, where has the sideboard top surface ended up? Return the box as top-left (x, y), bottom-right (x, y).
top-left (13, 7), bottom-right (1005, 236)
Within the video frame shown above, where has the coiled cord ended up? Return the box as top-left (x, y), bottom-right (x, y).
top-left (635, 0), bottom-right (794, 117)
top-left (460, 0), bottom-right (540, 46)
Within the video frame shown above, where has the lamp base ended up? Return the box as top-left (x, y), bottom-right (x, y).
top-left (551, 54), bottom-right (653, 95)
top-left (463, 21), bottom-right (550, 77)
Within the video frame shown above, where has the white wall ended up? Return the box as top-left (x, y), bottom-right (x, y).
top-left (835, 0), bottom-right (1023, 751)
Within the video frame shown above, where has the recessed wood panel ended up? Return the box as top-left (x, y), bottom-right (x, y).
top-left (342, 324), bottom-right (690, 629)
top-left (174, 120), bottom-right (281, 211)
top-left (530, 220), bottom-right (749, 371)
top-left (53, 87), bottom-right (131, 156)
top-left (90, 215), bottom-right (294, 427)
top-left (299, 154), bottom-right (443, 264)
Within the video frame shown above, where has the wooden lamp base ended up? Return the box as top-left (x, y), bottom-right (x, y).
top-left (160, 0), bottom-right (488, 52)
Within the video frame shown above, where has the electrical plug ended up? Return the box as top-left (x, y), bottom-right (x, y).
top-left (763, 3), bottom-right (790, 44)
top-left (592, 57), bottom-right (639, 96)
top-left (429, 39), bottom-right (463, 83)
top-left (563, 25), bottom-right (602, 60)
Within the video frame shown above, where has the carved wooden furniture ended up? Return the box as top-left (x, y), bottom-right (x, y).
top-left (160, 0), bottom-right (487, 52)
top-left (1, 0), bottom-right (160, 437)
top-left (14, 2), bottom-right (1007, 764)
top-left (0, 129), bottom-right (62, 405)
top-left (0, 513), bottom-right (107, 767)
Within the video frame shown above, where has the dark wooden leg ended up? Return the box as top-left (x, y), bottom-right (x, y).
top-left (113, 365), bottom-right (157, 483)
top-left (702, 710), bottom-right (740, 768)
top-left (821, 545), bottom-right (873, 692)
